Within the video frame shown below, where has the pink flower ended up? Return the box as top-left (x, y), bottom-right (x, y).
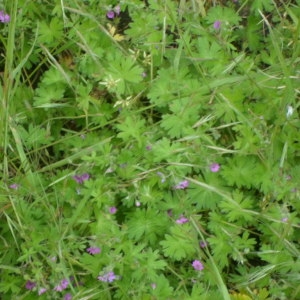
top-left (213, 20), bottom-right (221, 30)
top-left (0, 11), bottom-right (10, 23)
top-left (54, 285), bottom-right (63, 292)
top-left (176, 215), bottom-right (189, 224)
top-left (25, 280), bottom-right (36, 290)
top-left (106, 5), bottom-right (121, 19)
top-left (109, 206), bottom-right (117, 214)
top-left (98, 271), bottom-right (117, 283)
top-left (9, 183), bottom-right (19, 190)
top-left (192, 260), bottom-right (204, 271)
top-left (61, 279), bottom-right (69, 289)
top-left (72, 173), bottom-right (90, 184)
top-left (87, 247), bottom-right (101, 255)
top-left (54, 279), bottom-right (69, 291)
top-left (174, 180), bottom-right (189, 190)
top-left (38, 288), bottom-right (47, 295)
top-left (210, 163), bottom-right (220, 172)
top-left (199, 241), bottom-right (207, 248)
top-left (64, 293), bottom-right (72, 300)
top-left (106, 10), bottom-right (115, 19)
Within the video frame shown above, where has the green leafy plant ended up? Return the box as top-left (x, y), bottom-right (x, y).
top-left (1, 0), bottom-right (300, 299)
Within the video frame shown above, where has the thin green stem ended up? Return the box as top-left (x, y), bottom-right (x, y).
top-left (1, 0), bottom-right (18, 178)
top-left (190, 216), bottom-right (231, 300)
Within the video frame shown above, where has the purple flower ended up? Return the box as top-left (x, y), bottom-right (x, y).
top-left (146, 144), bottom-right (152, 150)
top-left (141, 72), bottom-right (147, 78)
top-left (281, 217), bottom-right (288, 223)
top-left (25, 280), bottom-right (36, 290)
top-left (109, 206), bottom-right (117, 214)
top-left (0, 11), bottom-right (10, 23)
top-left (98, 271), bottom-right (117, 283)
top-left (9, 183), bottom-right (19, 190)
top-left (72, 173), bottom-right (90, 184)
top-left (135, 201), bottom-right (141, 207)
top-left (38, 288), bottom-right (47, 295)
top-left (213, 20), bottom-right (221, 30)
top-left (192, 260), bottom-right (204, 271)
top-left (87, 247), bottom-right (101, 255)
top-left (151, 283), bottom-right (157, 289)
top-left (174, 180), bottom-right (189, 190)
top-left (64, 293), bottom-right (72, 300)
top-left (210, 163), bottom-right (220, 172)
top-left (200, 241), bottom-right (207, 248)
top-left (54, 284), bottom-right (63, 292)
top-left (54, 279), bottom-right (69, 292)
top-left (176, 215), bottom-right (189, 224)
top-left (107, 10), bottom-right (115, 19)
top-left (61, 279), bottom-right (69, 289)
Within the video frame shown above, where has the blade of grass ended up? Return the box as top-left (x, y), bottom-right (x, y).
top-left (3, 212), bottom-right (21, 251)
top-left (9, 118), bottom-right (35, 186)
top-left (1, 0), bottom-right (18, 178)
top-left (38, 137), bottom-right (112, 173)
top-left (258, 10), bottom-right (295, 106)
top-left (190, 216), bottom-right (231, 300)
